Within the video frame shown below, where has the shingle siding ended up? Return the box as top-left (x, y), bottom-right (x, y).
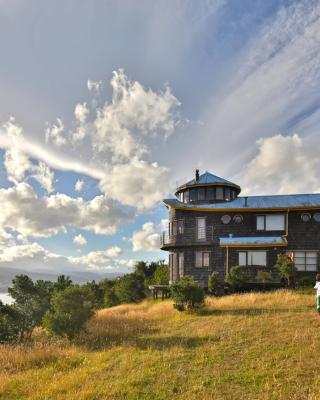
top-left (164, 208), bottom-right (320, 287)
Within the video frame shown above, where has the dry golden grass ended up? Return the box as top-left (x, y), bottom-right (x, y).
top-left (0, 290), bottom-right (320, 400)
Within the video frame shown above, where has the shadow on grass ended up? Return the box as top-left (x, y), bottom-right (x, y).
top-left (135, 334), bottom-right (220, 350)
top-left (197, 307), bottom-right (308, 316)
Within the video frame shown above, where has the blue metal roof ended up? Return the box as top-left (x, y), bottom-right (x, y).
top-left (163, 193), bottom-right (320, 210)
top-left (220, 236), bottom-right (287, 246)
top-left (176, 171), bottom-right (240, 192)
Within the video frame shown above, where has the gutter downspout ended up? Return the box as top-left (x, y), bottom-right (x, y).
top-left (226, 246), bottom-right (229, 275)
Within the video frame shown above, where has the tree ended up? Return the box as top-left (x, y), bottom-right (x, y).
top-left (170, 276), bottom-right (205, 311)
top-left (0, 301), bottom-right (20, 343)
top-left (152, 263), bottom-right (169, 285)
top-left (43, 286), bottom-right (95, 339)
top-left (114, 273), bottom-right (146, 304)
top-left (54, 275), bottom-right (73, 291)
top-left (208, 271), bottom-right (220, 295)
top-left (8, 275), bottom-right (39, 340)
top-left (225, 266), bottom-right (249, 291)
top-left (275, 254), bottom-right (297, 287)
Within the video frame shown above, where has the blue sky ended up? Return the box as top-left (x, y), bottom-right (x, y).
top-left (1, 0), bottom-right (320, 275)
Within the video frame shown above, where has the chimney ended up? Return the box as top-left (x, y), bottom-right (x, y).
top-left (195, 169), bottom-right (200, 181)
top-left (243, 196), bottom-right (248, 207)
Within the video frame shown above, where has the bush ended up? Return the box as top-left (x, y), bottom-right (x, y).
top-left (275, 254), bottom-right (297, 287)
top-left (225, 266), bottom-right (249, 290)
top-left (298, 275), bottom-right (314, 288)
top-left (208, 271), bottom-right (220, 294)
top-left (256, 270), bottom-right (273, 284)
top-left (43, 286), bottom-right (95, 339)
top-left (170, 276), bottom-right (205, 311)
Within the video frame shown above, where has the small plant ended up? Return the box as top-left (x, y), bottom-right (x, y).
top-left (170, 276), bottom-right (205, 311)
top-left (208, 271), bottom-right (220, 295)
top-left (275, 254), bottom-right (297, 287)
top-left (298, 275), bottom-right (314, 288)
top-left (225, 266), bottom-right (249, 290)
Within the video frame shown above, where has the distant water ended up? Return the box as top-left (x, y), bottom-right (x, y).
top-left (0, 293), bottom-right (14, 304)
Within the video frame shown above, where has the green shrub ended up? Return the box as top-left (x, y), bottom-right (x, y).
top-left (208, 271), bottom-right (220, 294)
top-left (170, 276), bottom-right (205, 311)
top-left (43, 286), bottom-right (95, 339)
top-left (225, 266), bottom-right (249, 290)
top-left (114, 273), bottom-right (146, 304)
top-left (256, 270), bottom-right (273, 284)
top-left (152, 264), bottom-right (169, 285)
top-left (298, 275), bottom-right (314, 288)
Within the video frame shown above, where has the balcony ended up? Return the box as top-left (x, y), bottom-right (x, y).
top-left (160, 226), bottom-right (214, 249)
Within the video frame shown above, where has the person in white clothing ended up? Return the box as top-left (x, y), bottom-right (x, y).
top-left (314, 274), bottom-right (320, 314)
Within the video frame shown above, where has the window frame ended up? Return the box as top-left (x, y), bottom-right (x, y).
top-left (196, 217), bottom-right (206, 241)
top-left (178, 252), bottom-right (184, 277)
top-left (238, 250), bottom-right (267, 267)
top-left (287, 250), bottom-right (318, 272)
top-left (256, 214), bottom-right (285, 231)
top-left (195, 251), bottom-right (210, 268)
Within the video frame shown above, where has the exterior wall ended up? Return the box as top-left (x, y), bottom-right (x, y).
top-left (163, 208), bottom-right (320, 287)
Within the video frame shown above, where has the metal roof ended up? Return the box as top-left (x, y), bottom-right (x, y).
top-left (163, 193), bottom-right (320, 210)
top-left (176, 171), bottom-right (241, 193)
top-left (220, 236), bottom-right (287, 247)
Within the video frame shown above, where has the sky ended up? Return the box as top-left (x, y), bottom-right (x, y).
top-left (1, 0), bottom-right (320, 276)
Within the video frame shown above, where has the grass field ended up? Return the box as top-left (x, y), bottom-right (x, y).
top-left (1, 289), bottom-right (320, 400)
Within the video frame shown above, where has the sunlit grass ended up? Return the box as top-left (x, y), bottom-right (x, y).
top-left (0, 290), bottom-right (319, 400)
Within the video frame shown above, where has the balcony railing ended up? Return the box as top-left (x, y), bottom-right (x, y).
top-left (160, 226), bottom-right (214, 247)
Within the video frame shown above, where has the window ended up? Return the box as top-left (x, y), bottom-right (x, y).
top-left (221, 215), bottom-right (231, 224)
top-left (225, 188), bottom-right (231, 201)
top-left (239, 251), bottom-right (267, 266)
top-left (301, 213), bottom-right (311, 222)
top-left (189, 189), bottom-right (197, 202)
top-left (256, 214), bottom-right (285, 231)
top-left (177, 220), bottom-right (184, 234)
top-left (206, 187), bottom-right (214, 200)
top-left (195, 251), bottom-right (210, 267)
top-left (216, 187), bottom-right (224, 200)
top-left (198, 188), bottom-right (205, 201)
top-left (178, 252), bottom-right (184, 277)
top-left (196, 218), bottom-right (206, 240)
top-left (314, 213), bottom-right (320, 222)
top-left (233, 215), bottom-right (243, 224)
top-left (289, 251), bottom-right (317, 271)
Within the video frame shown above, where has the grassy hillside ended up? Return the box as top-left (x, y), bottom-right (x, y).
top-left (1, 290), bottom-right (320, 400)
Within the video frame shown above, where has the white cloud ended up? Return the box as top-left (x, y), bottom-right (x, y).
top-left (160, 218), bottom-right (169, 231)
top-left (240, 134), bottom-right (320, 195)
top-left (100, 159), bottom-right (170, 209)
top-left (93, 69), bottom-right (180, 160)
top-left (73, 234), bottom-right (87, 246)
top-left (87, 79), bottom-right (102, 92)
top-left (74, 102), bottom-right (89, 124)
top-left (0, 182), bottom-right (129, 238)
top-left (105, 246), bottom-right (122, 257)
top-left (31, 161), bottom-right (55, 193)
top-left (45, 118), bottom-right (66, 147)
top-left (2, 119), bottom-right (55, 192)
top-left (70, 246), bottom-right (124, 269)
top-left (74, 179), bottom-right (84, 192)
top-left (0, 241), bottom-right (132, 273)
top-left (131, 222), bottom-right (160, 251)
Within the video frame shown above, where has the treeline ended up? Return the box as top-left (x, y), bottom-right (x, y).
top-left (0, 260), bottom-right (168, 343)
